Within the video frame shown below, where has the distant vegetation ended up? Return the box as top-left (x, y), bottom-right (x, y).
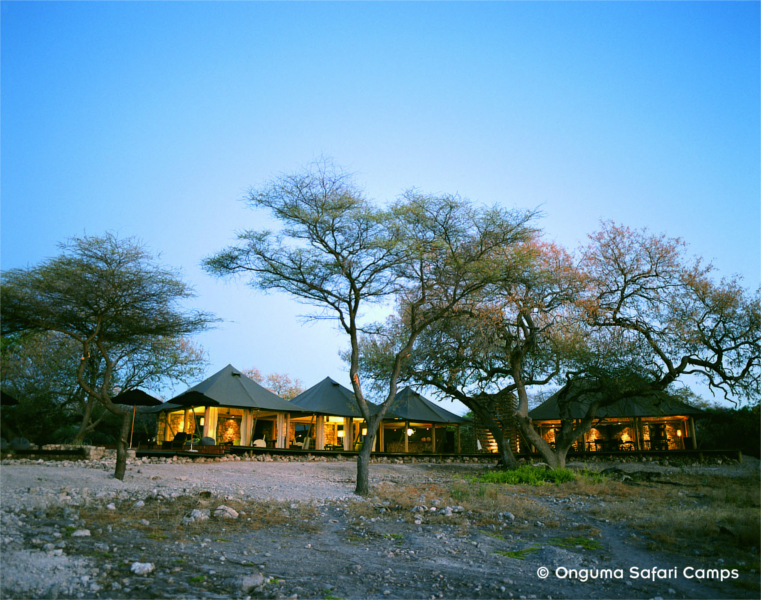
top-left (697, 405), bottom-right (761, 458)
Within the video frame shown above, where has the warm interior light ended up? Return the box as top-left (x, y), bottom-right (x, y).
top-left (677, 430), bottom-right (682, 437)
top-left (406, 428), bottom-right (414, 437)
top-left (200, 417), bottom-right (205, 426)
top-left (361, 428), bottom-right (367, 436)
top-left (337, 430), bottom-right (345, 438)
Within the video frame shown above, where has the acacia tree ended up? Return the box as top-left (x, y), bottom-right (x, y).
top-left (515, 222), bottom-right (761, 467)
top-left (394, 222), bottom-right (760, 469)
top-left (371, 222), bottom-right (761, 469)
top-left (204, 161), bottom-right (536, 494)
top-left (359, 239), bottom-right (582, 468)
top-left (579, 222), bottom-right (760, 402)
top-left (1, 233), bottom-right (213, 479)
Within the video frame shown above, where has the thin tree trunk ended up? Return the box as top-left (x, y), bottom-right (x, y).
top-left (72, 395), bottom-right (98, 444)
top-left (113, 411), bottom-right (131, 481)
top-left (355, 429), bottom-right (375, 496)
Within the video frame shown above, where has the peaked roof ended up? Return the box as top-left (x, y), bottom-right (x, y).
top-left (168, 364), bottom-right (304, 412)
top-left (385, 387), bottom-right (467, 424)
top-left (113, 389), bottom-right (162, 407)
top-left (290, 377), bottom-right (380, 417)
top-left (528, 389), bottom-right (703, 420)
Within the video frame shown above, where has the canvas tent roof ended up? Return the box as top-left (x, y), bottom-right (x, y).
top-left (167, 364), bottom-right (305, 413)
top-left (528, 389), bottom-right (703, 421)
top-left (385, 387), bottom-right (467, 424)
top-left (290, 377), bottom-right (381, 418)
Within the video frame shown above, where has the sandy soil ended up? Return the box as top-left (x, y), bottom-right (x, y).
top-left (1, 456), bottom-right (758, 599)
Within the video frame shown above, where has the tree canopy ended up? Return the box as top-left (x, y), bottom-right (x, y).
top-left (1, 233), bottom-right (214, 479)
top-left (360, 221), bottom-right (761, 468)
top-left (205, 161), bottom-right (538, 492)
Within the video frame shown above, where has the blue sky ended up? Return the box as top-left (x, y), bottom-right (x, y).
top-left (2, 1), bottom-right (759, 410)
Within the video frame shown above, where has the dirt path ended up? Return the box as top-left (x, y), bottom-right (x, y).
top-left (1, 457), bottom-right (758, 599)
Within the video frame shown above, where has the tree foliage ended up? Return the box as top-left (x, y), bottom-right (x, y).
top-left (205, 161), bottom-right (537, 493)
top-left (1, 331), bottom-right (85, 444)
top-left (1, 233), bottom-right (213, 479)
top-left (578, 222), bottom-right (760, 402)
top-left (366, 220), bottom-right (760, 469)
top-left (358, 237), bottom-right (581, 467)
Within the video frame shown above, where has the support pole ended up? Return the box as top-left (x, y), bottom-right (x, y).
top-left (316, 416), bottom-right (325, 450)
top-left (689, 417), bottom-right (698, 450)
top-left (129, 405), bottom-right (137, 449)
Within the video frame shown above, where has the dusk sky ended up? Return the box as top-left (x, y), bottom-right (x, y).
top-left (2, 2), bottom-right (759, 410)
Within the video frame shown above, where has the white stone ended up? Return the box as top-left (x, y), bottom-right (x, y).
top-left (213, 505), bottom-right (239, 519)
top-left (130, 562), bottom-right (154, 575)
top-left (71, 529), bottom-right (91, 537)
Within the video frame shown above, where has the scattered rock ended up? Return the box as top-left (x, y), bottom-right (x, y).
top-left (213, 505), bottom-right (239, 519)
top-left (130, 562), bottom-right (155, 576)
top-left (71, 529), bottom-right (91, 537)
top-left (182, 509), bottom-right (210, 523)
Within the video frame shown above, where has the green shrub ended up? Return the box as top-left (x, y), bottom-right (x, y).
top-left (473, 465), bottom-right (577, 486)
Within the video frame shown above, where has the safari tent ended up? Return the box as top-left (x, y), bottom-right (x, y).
top-left (289, 379), bottom-right (467, 453)
top-left (380, 387), bottom-right (466, 453)
top-left (528, 390), bottom-right (703, 452)
top-left (157, 365), bottom-right (305, 448)
top-left (287, 377), bottom-right (379, 450)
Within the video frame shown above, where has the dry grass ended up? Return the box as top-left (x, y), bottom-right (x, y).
top-left (348, 479), bottom-right (555, 530)
top-left (572, 472), bottom-right (760, 554)
top-left (74, 495), bottom-right (323, 540)
top-left (348, 468), bottom-right (759, 558)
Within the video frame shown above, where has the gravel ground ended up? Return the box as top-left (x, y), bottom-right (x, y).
top-left (1, 454), bottom-right (758, 600)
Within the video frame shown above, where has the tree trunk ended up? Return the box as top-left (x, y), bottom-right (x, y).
top-left (113, 411), bottom-right (131, 481)
top-left (492, 425), bottom-right (519, 470)
top-left (551, 442), bottom-right (574, 469)
top-left (515, 414), bottom-right (566, 469)
top-left (355, 429), bottom-right (376, 496)
top-left (72, 395), bottom-right (98, 444)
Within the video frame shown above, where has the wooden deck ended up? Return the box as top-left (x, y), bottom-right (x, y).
top-left (133, 445), bottom-right (744, 463)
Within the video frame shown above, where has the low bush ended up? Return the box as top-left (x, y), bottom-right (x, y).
top-left (474, 465), bottom-right (577, 486)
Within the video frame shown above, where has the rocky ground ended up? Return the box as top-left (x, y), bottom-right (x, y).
top-left (1, 454), bottom-right (759, 600)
